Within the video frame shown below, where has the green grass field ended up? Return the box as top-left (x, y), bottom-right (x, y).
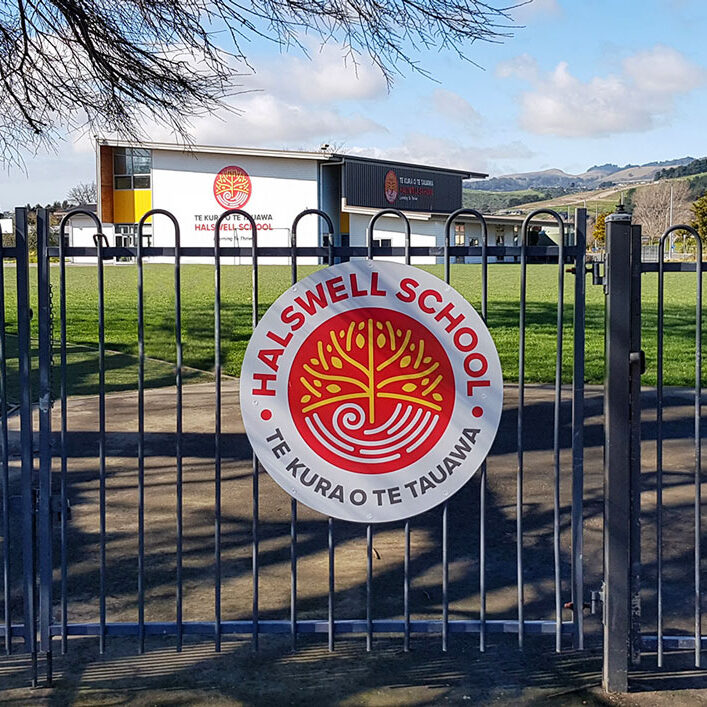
top-left (0, 263), bottom-right (703, 401)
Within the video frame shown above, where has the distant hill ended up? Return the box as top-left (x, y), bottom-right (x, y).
top-left (466, 156), bottom-right (695, 193)
top-left (654, 157), bottom-right (707, 180)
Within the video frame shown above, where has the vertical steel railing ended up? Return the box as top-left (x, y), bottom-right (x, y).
top-left (365, 208), bottom-right (411, 653)
top-left (571, 209), bottom-right (587, 650)
top-left (290, 210), bottom-right (335, 651)
top-left (443, 208), bottom-right (489, 652)
top-left (657, 225), bottom-right (702, 668)
top-left (518, 209), bottom-right (566, 651)
top-left (0, 223), bottom-right (10, 657)
top-left (136, 221), bottom-right (146, 654)
top-left (93, 231), bottom-right (110, 655)
top-left (16, 208), bottom-right (37, 685)
top-left (214, 210), bottom-right (258, 652)
top-left (57, 210), bottom-right (103, 655)
top-left (137, 211), bottom-right (183, 651)
top-left (36, 209), bottom-right (54, 684)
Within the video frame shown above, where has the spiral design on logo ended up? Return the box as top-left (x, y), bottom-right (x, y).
top-left (288, 308), bottom-right (455, 474)
top-left (384, 170), bottom-right (399, 204)
top-left (213, 165), bottom-right (252, 209)
top-left (304, 402), bottom-right (441, 466)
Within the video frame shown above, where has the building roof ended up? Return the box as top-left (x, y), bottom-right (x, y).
top-left (96, 139), bottom-right (487, 180)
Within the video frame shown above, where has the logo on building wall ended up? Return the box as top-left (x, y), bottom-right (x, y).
top-left (240, 261), bottom-right (503, 523)
top-left (384, 170), bottom-right (399, 204)
top-left (213, 165), bottom-right (252, 209)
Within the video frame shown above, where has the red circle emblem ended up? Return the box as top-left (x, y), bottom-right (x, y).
top-left (384, 170), bottom-right (399, 204)
top-left (288, 308), bottom-right (455, 475)
top-left (213, 165), bottom-right (252, 209)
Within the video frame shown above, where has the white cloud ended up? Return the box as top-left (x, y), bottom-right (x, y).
top-left (511, 0), bottom-right (561, 22)
top-left (432, 89), bottom-right (482, 127)
top-left (496, 54), bottom-right (539, 82)
top-left (252, 45), bottom-right (387, 103)
top-left (102, 44), bottom-right (388, 149)
top-left (500, 45), bottom-right (705, 137)
top-left (186, 94), bottom-right (385, 145)
top-left (623, 45), bottom-right (704, 94)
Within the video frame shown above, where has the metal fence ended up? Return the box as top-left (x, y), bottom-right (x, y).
top-left (0, 204), bottom-right (590, 688)
top-left (5, 202), bottom-right (704, 694)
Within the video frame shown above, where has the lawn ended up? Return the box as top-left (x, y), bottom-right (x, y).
top-left (0, 262), bottom-right (703, 401)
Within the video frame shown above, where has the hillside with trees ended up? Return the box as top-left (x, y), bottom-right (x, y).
top-left (654, 157), bottom-right (707, 181)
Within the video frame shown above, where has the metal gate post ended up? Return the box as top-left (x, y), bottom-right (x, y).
top-left (37, 208), bottom-right (54, 684)
top-left (571, 207), bottom-right (587, 649)
top-left (602, 207), bottom-right (642, 692)
top-left (15, 207), bottom-right (37, 686)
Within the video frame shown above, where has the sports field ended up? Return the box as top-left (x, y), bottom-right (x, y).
top-left (0, 262), bottom-right (703, 400)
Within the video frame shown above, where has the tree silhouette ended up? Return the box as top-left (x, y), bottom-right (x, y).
top-left (0, 0), bottom-right (518, 163)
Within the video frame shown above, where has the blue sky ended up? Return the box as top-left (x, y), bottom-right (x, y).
top-left (3, 0), bottom-right (707, 205)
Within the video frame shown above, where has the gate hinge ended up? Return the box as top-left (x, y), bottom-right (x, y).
top-left (629, 350), bottom-right (646, 375)
top-left (51, 495), bottom-right (71, 521)
top-left (591, 586), bottom-right (604, 618)
top-left (11, 493), bottom-right (71, 520)
top-left (589, 261), bottom-right (604, 287)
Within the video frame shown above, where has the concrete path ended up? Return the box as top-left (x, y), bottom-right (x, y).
top-left (1, 381), bottom-right (706, 703)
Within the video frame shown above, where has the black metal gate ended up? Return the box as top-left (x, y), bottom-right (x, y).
top-left (3, 201), bottom-right (701, 694)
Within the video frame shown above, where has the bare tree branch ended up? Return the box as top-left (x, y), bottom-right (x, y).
top-left (66, 180), bottom-right (96, 205)
top-left (0, 0), bottom-right (521, 164)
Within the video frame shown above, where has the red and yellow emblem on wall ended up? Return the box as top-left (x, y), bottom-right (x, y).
top-left (213, 165), bottom-right (252, 209)
top-left (384, 170), bottom-right (399, 204)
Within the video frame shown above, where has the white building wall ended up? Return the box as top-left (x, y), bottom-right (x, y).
top-left (347, 212), bottom-right (440, 264)
top-left (68, 217), bottom-right (114, 263)
top-left (149, 150), bottom-right (320, 264)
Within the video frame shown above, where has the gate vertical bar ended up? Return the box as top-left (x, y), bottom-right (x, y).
top-left (0, 223), bottom-right (9, 656)
top-left (693, 239), bottom-right (702, 669)
top-left (571, 208), bottom-right (586, 649)
top-left (16, 207), bottom-right (37, 684)
top-left (37, 208), bottom-right (54, 683)
top-left (94, 233), bottom-right (108, 655)
top-left (629, 224), bottom-right (642, 667)
top-left (602, 208), bottom-right (634, 693)
top-left (213, 222), bottom-right (222, 652)
top-left (517, 223), bottom-right (527, 649)
top-left (251, 220), bottom-right (259, 652)
top-left (137, 218), bottom-right (146, 654)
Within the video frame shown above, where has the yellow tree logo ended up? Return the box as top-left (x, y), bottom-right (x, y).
top-left (213, 165), bottom-right (252, 209)
top-left (288, 308), bottom-right (455, 474)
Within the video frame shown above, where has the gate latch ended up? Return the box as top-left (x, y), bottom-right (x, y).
top-left (629, 350), bottom-right (646, 375)
top-left (591, 586), bottom-right (604, 618)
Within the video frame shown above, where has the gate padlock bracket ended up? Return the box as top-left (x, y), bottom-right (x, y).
top-left (629, 350), bottom-right (646, 375)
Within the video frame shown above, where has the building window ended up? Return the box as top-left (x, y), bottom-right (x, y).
top-left (470, 237), bottom-right (479, 247)
top-left (373, 238), bottom-right (392, 249)
top-left (114, 223), bottom-right (152, 250)
top-left (454, 223), bottom-right (465, 246)
top-left (114, 148), bottom-right (152, 190)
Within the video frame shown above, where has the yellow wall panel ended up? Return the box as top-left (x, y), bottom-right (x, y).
top-left (340, 212), bottom-right (350, 234)
top-left (113, 190), bottom-right (135, 223)
top-left (134, 189), bottom-right (152, 224)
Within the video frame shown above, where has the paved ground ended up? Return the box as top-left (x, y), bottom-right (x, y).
top-left (1, 381), bottom-right (707, 704)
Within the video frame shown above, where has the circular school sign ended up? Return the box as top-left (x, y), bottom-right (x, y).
top-left (240, 260), bottom-right (503, 523)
